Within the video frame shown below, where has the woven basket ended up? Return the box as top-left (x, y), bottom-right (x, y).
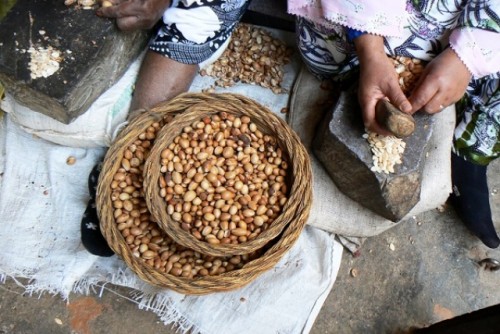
top-left (97, 93), bottom-right (313, 294)
top-left (144, 93), bottom-right (311, 257)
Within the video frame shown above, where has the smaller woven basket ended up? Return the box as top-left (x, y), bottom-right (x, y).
top-left (97, 94), bottom-right (313, 294)
top-left (144, 93), bottom-right (311, 257)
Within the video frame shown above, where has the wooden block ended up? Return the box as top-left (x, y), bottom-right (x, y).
top-left (0, 0), bottom-right (149, 124)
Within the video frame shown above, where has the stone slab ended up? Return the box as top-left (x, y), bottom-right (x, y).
top-left (0, 0), bottom-right (148, 124)
top-left (312, 85), bottom-right (434, 221)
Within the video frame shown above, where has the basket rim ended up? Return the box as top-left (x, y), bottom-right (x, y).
top-left (143, 93), bottom-right (308, 257)
top-left (96, 92), bottom-right (313, 295)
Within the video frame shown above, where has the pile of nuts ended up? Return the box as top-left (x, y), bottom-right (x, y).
top-left (364, 56), bottom-right (425, 174)
top-left (110, 115), bottom-right (257, 278)
top-left (159, 112), bottom-right (289, 245)
top-left (200, 24), bottom-right (293, 94)
top-left (27, 46), bottom-right (63, 79)
top-left (391, 56), bottom-right (425, 96)
top-left (363, 131), bottom-right (406, 174)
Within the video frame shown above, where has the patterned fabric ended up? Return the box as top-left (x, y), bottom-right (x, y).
top-left (454, 78), bottom-right (500, 165)
top-left (294, 0), bottom-right (500, 164)
top-left (288, 0), bottom-right (407, 37)
top-left (150, 0), bottom-right (250, 65)
top-left (289, 0), bottom-right (500, 79)
top-left (345, 27), bottom-right (366, 42)
top-left (450, 28), bottom-right (500, 78)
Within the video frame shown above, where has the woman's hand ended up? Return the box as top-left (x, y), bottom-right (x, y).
top-left (97, 0), bottom-right (171, 31)
top-left (409, 48), bottom-right (471, 114)
top-left (355, 34), bottom-right (412, 135)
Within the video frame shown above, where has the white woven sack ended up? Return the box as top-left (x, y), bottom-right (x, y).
top-left (0, 54), bottom-right (145, 148)
top-left (0, 37), bottom-right (229, 149)
top-left (289, 68), bottom-right (454, 238)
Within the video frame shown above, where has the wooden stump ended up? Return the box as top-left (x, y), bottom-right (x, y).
top-left (0, 0), bottom-right (149, 124)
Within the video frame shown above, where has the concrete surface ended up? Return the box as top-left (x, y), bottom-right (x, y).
top-left (0, 160), bottom-right (499, 333)
top-left (312, 159), bottom-right (500, 334)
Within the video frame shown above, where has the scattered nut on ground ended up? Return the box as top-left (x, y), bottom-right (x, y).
top-left (66, 156), bottom-right (76, 165)
top-left (111, 115), bottom-right (258, 278)
top-left (159, 112), bottom-right (290, 246)
top-left (200, 24), bottom-right (293, 94)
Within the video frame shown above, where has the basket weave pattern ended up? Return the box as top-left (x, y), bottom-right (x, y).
top-left (144, 93), bottom-right (310, 257)
top-left (97, 93), bottom-right (312, 294)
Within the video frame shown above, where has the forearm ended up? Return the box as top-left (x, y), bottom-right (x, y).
top-left (353, 34), bottom-right (386, 66)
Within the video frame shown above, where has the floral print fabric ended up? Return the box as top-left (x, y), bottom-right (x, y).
top-left (454, 78), bottom-right (500, 165)
top-left (150, 0), bottom-right (250, 65)
top-left (293, 0), bottom-right (500, 164)
top-left (288, 0), bottom-right (407, 37)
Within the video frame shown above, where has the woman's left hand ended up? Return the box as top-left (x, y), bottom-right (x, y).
top-left (409, 48), bottom-right (472, 114)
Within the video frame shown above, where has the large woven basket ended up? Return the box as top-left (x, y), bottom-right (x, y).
top-left (143, 93), bottom-right (311, 257)
top-left (96, 93), bottom-right (313, 294)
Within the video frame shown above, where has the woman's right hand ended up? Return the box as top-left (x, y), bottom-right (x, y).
top-left (355, 34), bottom-right (412, 135)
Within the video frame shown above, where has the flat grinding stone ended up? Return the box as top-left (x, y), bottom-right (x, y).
top-left (0, 0), bottom-right (148, 124)
top-left (312, 86), bottom-right (434, 222)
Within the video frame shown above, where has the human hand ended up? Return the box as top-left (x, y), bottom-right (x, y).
top-left (408, 48), bottom-right (471, 114)
top-left (96, 0), bottom-right (171, 31)
top-left (355, 35), bottom-right (412, 135)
